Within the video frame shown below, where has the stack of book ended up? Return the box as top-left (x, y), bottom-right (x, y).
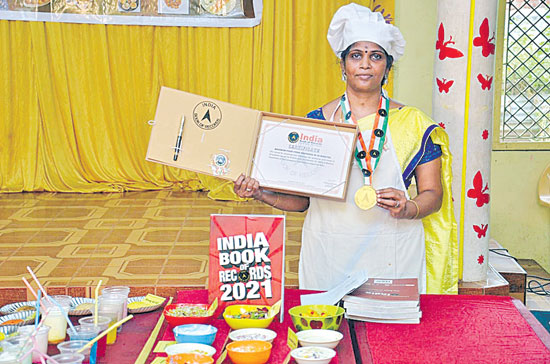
top-left (343, 278), bottom-right (421, 324)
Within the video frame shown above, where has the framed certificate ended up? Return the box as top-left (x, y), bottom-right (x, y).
top-left (146, 87), bottom-right (357, 200)
top-left (251, 113), bottom-right (356, 199)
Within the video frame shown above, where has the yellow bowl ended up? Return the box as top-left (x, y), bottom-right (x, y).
top-left (226, 340), bottom-right (272, 364)
top-left (222, 305), bottom-right (274, 330)
top-left (288, 305), bottom-right (345, 331)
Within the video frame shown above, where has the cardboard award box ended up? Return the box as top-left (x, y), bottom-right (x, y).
top-left (146, 86), bottom-right (358, 200)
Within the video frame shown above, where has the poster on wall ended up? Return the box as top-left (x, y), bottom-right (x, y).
top-left (0, 0), bottom-right (262, 26)
top-left (208, 214), bottom-right (285, 317)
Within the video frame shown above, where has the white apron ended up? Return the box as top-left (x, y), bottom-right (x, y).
top-left (299, 109), bottom-right (427, 293)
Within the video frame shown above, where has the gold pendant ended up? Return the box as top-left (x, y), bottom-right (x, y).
top-left (354, 185), bottom-right (377, 210)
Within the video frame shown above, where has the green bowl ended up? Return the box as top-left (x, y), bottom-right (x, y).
top-left (288, 305), bottom-right (345, 331)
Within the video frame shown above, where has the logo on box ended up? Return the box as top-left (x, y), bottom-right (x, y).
top-left (193, 101), bottom-right (222, 130)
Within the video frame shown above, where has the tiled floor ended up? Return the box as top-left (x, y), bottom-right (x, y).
top-left (0, 190), bottom-right (306, 305)
top-left (1, 191), bottom-right (549, 314)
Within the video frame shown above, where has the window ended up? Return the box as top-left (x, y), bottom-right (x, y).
top-left (500, 0), bottom-right (549, 147)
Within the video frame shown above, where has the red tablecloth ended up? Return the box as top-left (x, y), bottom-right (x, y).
top-left (151, 289), bottom-right (355, 364)
top-left (354, 294), bottom-right (550, 364)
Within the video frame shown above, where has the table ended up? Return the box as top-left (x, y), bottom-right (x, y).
top-left (353, 295), bottom-right (550, 364)
top-left (44, 292), bottom-right (549, 363)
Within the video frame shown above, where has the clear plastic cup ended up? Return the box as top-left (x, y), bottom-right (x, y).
top-left (78, 316), bottom-right (110, 358)
top-left (67, 325), bottom-right (99, 341)
top-left (17, 325), bottom-right (51, 363)
top-left (101, 286), bottom-right (129, 320)
top-left (98, 294), bottom-right (125, 344)
top-left (0, 336), bottom-right (33, 364)
top-left (47, 353), bottom-right (85, 364)
top-left (57, 340), bottom-right (93, 363)
top-left (41, 296), bottom-right (71, 344)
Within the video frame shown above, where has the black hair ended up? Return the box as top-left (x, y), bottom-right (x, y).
top-left (340, 43), bottom-right (394, 84)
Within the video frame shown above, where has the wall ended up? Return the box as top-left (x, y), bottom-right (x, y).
top-left (394, 0), bottom-right (550, 272)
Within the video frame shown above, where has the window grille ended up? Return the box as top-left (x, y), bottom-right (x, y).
top-left (502, 0), bottom-right (549, 142)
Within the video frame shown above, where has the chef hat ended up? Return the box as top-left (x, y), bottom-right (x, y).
top-left (327, 3), bottom-right (405, 61)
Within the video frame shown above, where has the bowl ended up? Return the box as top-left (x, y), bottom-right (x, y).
top-left (167, 353), bottom-right (214, 364)
top-left (226, 340), bottom-right (272, 364)
top-left (165, 343), bottom-right (216, 357)
top-left (223, 305), bottom-right (274, 330)
top-left (290, 346), bottom-right (336, 364)
top-left (228, 328), bottom-right (277, 343)
top-left (288, 305), bottom-right (345, 331)
top-left (164, 303), bottom-right (214, 328)
top-left (296, 329), bottom-right (343, 349)
top-left (173, 324), bottom-right (217, 345)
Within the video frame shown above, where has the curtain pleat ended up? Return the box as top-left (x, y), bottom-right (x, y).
top-left (0, 0), bottom-right (393, 198)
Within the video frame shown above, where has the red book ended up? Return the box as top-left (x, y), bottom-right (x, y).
top-left (343, 278), bottom-right (419, 308)
top-left (208, 214), bottom-right (285, 315)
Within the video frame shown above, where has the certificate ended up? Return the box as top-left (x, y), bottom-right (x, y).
top-left (251, 114), bottom-right (357, 199)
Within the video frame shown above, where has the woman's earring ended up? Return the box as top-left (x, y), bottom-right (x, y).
top-left (342, 71), bottom-right (347, 82)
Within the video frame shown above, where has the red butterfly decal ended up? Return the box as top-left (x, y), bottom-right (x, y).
top-left (473, 18), bottom-right (495, 57)
top-left (477, 255), bottom-right (484, 265)
top-left (482, 129), bottom-right (489, 140)
top-left (436, 78), bottom-right (454, 93)
top-left (477, 74), bottom-right (493, 90)
top-left (436, 23), bottom-right (464, 60)
top-left (438, 122), bottom-right (446, 129)
top-left (473, 224), bottom-right (488, 238)
top-left (467, 171), bottom-right (490, 207)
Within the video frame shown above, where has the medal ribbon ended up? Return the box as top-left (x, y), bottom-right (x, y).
top-left (340, 93), bottom-right (390, 185)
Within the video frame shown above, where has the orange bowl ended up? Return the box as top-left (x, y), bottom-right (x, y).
top-left (226, 340), bottom-right (272, 364)
top-left (163, 303), bottom-right (214, 328)
top-left (168, 353), bottom-right (214, 364)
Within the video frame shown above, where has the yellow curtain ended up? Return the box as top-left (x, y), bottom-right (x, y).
top-left (0, 0), bottom-right (394, 198)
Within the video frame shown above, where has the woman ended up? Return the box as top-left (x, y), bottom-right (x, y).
top-left (234, 3), bottom-right (458, 294)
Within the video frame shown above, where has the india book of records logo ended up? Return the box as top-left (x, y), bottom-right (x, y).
top-left (288, 132), bottom-right (299, 143)
top-left (193, 101), bottom-right (222, 130)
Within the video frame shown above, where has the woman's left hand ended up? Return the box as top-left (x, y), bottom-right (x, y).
top-left (376, 188), bottom-right (408, 218)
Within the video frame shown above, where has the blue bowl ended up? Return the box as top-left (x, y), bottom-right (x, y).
top-left (173, 324), bottom-right (218, 345)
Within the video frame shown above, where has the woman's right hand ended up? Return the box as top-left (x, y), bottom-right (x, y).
top-left (234, 174), bottom-right (262, 200)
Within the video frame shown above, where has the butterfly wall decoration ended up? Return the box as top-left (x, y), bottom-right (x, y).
top-left (436, 78), bottom-right (454, 93)
top-left (473, 18), bottom-right (495, 57)
top-left (467, 171), bottom-right (490, 207)
top-left (436, 23), bottom-right (464, 60)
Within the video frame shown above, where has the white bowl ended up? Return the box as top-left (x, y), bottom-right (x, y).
top-left (228, 328), bottom-right (277, 343)
top-left (290, 346), bottom-right (336, 364)
top-left (165, 343), bottom-right (216, 357)
top-left (296, 329), bottom-right (343, 349)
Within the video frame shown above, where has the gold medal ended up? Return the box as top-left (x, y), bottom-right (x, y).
top-left (354, 185), bottom-right (377, 210)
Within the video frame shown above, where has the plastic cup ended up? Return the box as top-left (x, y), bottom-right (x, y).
top-left (98, 294), bottom-right (125, 344)
top-left (78, 316), bottom-right (110, 358)
top-left (57, 340), bottom-right (94, 364)
top-left (17, 325), bottom-right (51, 363)
top-left (101, 287), bottom-right (129, 319)
top-left (41, 297), bottom-right (71, 344)
top-left (0, 336), bottom-right (33, 364)
top-left (47, 353), bottom-right (85, 364)
top-left (67, 325), bottom-right (99, 341)
top-left (102, 287), bottom-right (129, 333)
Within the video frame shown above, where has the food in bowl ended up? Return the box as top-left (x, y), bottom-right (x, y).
top-left (223, 305), bottom-right (274, 330)
top-left (296, 329), bottom-right (343, 349)
top-left (164, 303), bottom-right (214, 327)
top-left (288, 305), bottom-right (345, 331)
top-left (226, 340), bottom-right (272, 364)
top-left (173, 324), bottom-right (217, 345)
top-left (168, 353), bottom-right (214, 364)
top-left (226, 307), bottom-right (269, 320)
top-left (165, 343), bottom-right (216, 357)
top-left (228, 328), bottom-right (277, 343)
top-left (290, 346), bottom-right (336, 364)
